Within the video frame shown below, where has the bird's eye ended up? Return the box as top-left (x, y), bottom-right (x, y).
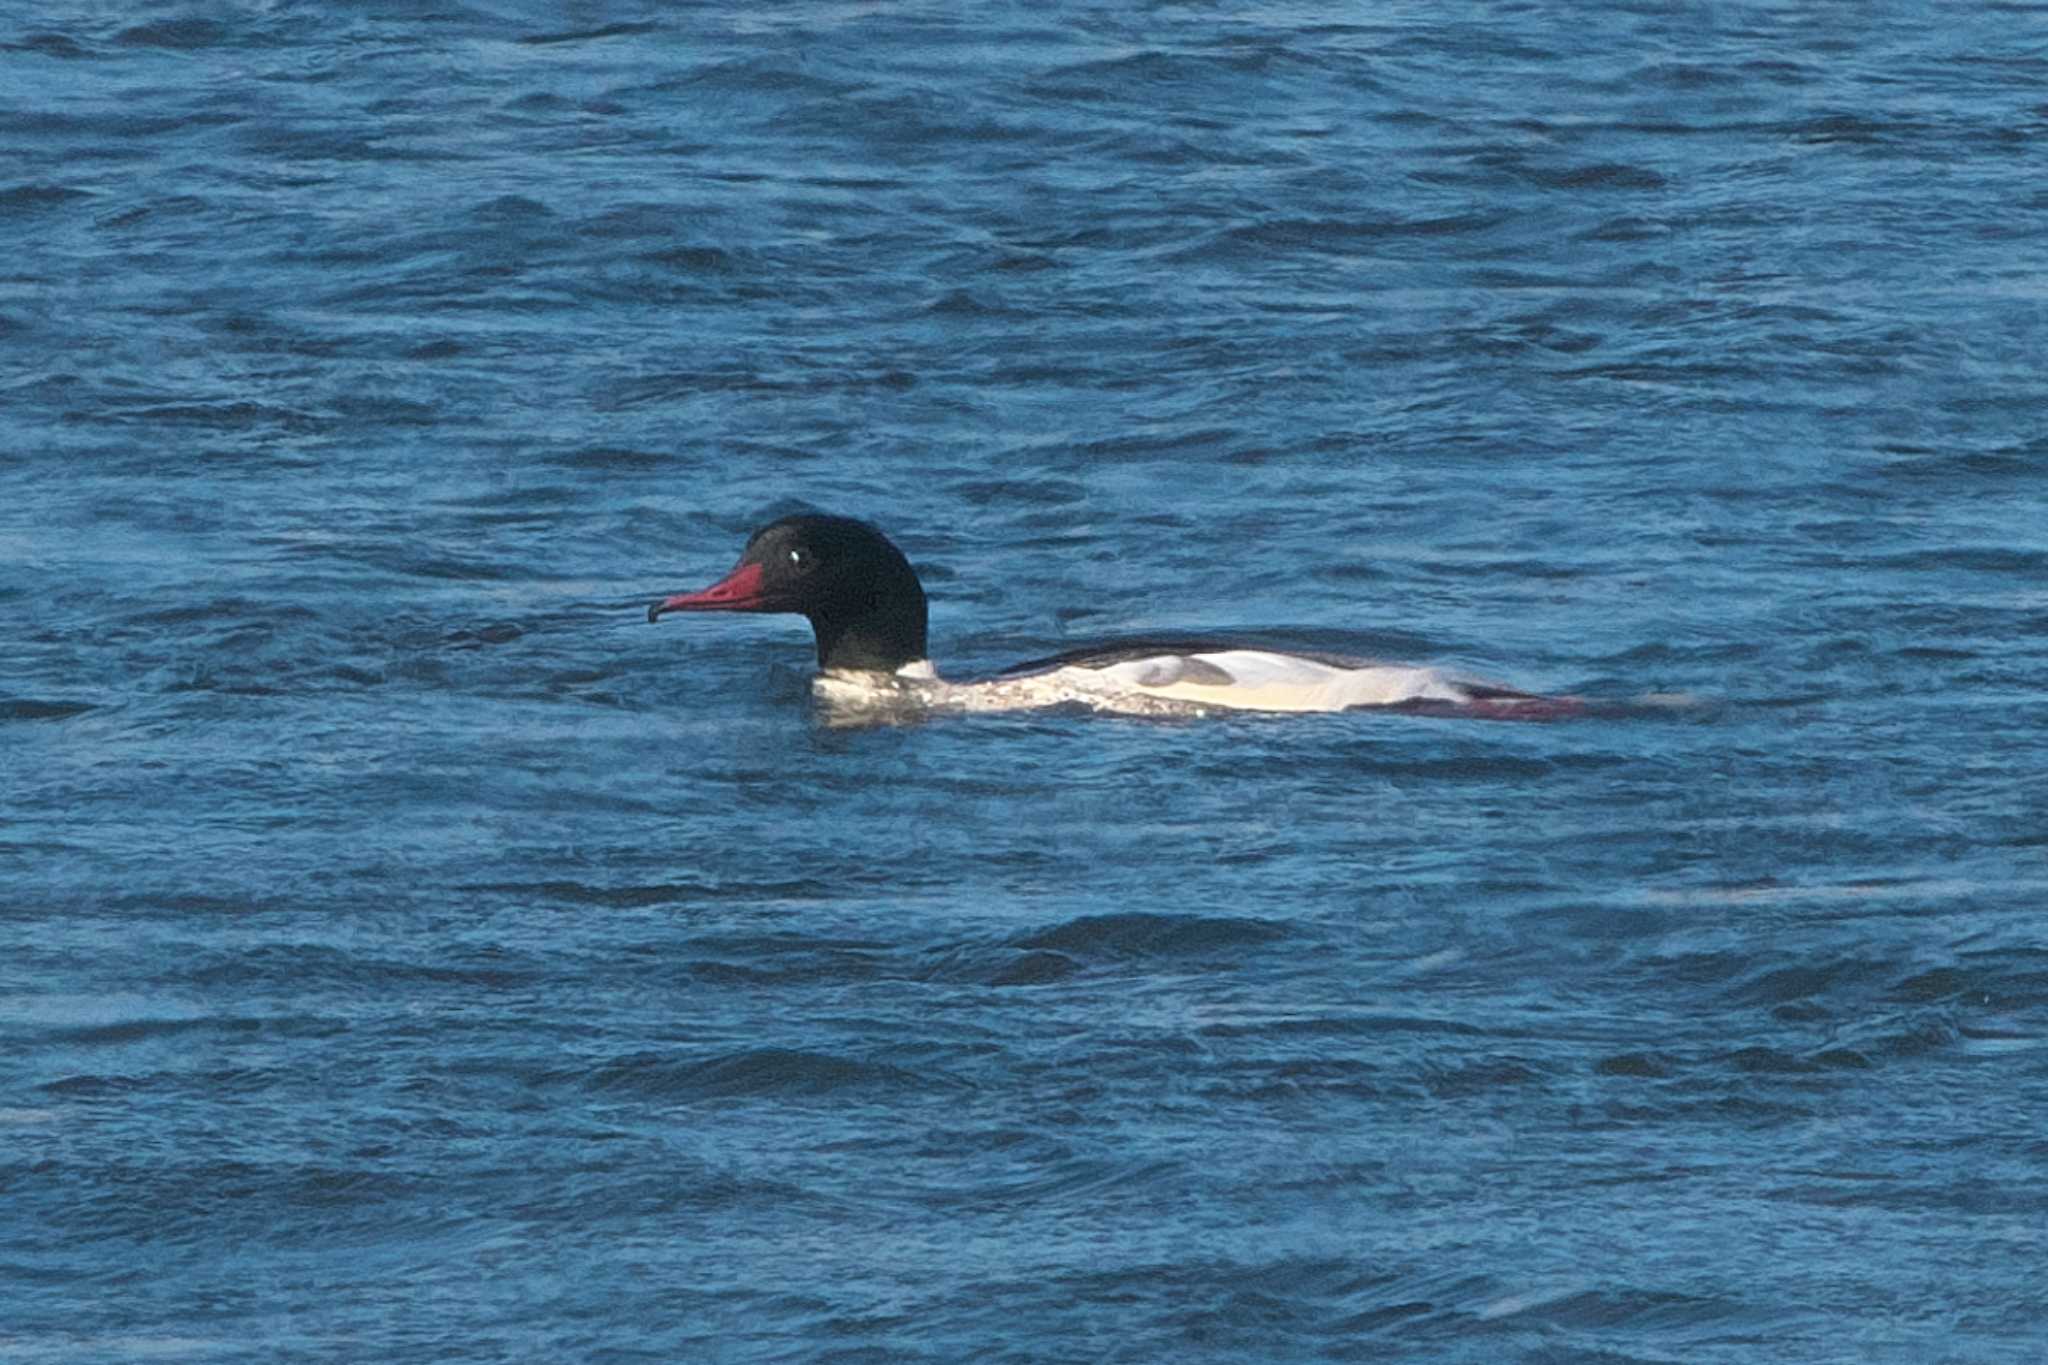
top-left (787, 547), bottom-right (812, 572)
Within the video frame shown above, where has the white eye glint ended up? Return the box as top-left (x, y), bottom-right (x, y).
top-left (788, 547), bottom-right (811, 570)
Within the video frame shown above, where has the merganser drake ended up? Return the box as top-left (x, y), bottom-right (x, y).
top-left (648, 514), bottom-right (1579, 719)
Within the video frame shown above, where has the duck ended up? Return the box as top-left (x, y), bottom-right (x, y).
top-left (647, 513), bottom-right (1578, 719)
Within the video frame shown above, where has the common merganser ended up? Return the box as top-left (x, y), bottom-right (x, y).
top-left (647, 514), bottom-right (1579, 719)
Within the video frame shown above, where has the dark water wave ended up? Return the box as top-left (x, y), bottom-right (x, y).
top-left (581, 1047), bottom-right (954, 1101)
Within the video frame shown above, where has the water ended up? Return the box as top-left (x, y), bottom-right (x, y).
top-left (5, 3), bottom-right (2046, 1360)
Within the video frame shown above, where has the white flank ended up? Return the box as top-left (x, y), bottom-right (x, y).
top-left (812, 650), bottom-right (1478, 718)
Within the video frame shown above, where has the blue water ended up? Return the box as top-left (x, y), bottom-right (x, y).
top-left (5, 3), bottom-right (2047, 1360)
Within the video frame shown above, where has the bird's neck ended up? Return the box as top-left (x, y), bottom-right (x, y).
top-left (810, 584), bottom-right (927, 673)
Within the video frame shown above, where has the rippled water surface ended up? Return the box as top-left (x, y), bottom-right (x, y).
top-left (5, 3), bottom-right (2047, 1361)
